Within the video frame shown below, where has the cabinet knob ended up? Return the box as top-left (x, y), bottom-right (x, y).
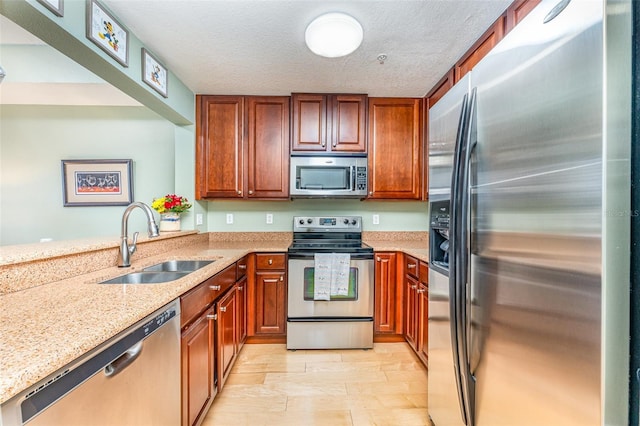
top-left (237, 190), bottom-right (242, 195)
top-left (411, 285), bottom-right (417, 290)
top-left (280, 275), bottom-right (283, 282)
top-left (249, 190), bottom-right (253, 195)
top-left (268, 259), bottom-right (273, 265)
top-left (210, 285), bottom-right (221, 291)
top-left (369, 191), bottom-right (373, 196)
top-left (376, 257), bottom-right (381, 262)
top-left (206, 314), bottom-right (217, 320)
top-left (238, 286), bottom-right (244, 291)
top-left (332, 142), bottom-right (337, 147)
top-left (238, 264), bottom-right (247, 270)
top-left (407, 264), bottom-right (416, 269)
top-left (220, 306), bottom-right (227, 312)
top-left (417, 288), bottom-right (426, 294)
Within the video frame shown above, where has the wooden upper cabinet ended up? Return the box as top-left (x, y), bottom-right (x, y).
top-left (196, 95), bottom-right (290, 200)
top-left (291, 93), bottom-right (367, 153)
top-left (367, 98), bottom-right (422, 200)
top-left (455, 15), bottom-right (506, 81)
top-left (196, 95), bottom-right (244, 199)
top-left (426, 69), bottom-right (455, 109)
top-left (506, 0), bottom-right (541, 33)
top-left (246, 96), bottom-right (290, 198)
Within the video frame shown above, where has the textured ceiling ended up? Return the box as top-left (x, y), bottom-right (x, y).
top-left (101, 0), bottom-right (512, 98)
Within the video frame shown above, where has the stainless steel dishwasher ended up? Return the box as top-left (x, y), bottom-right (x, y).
top-left (0, 300), bottom-right (181, 426)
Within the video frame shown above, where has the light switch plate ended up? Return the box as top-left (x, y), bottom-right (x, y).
top-left (266, 213), bottom-right (273, 224)
top-left (196, 214), bottom-right (203, 225)
top-left (372, 214), bottom-right (380, 225)
top-left (226, 213), bottom-right (233, 224)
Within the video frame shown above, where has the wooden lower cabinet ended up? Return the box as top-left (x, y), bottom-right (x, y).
top-left (181, 306), bottom-right (216, 426)
top-left (417, 281), bottom-right (429, 363)
top-left (255, 270), bottom-right (286, 335)
top-left (405, 274), bottom-right (419, 349)
top-left (236, 275), bottom-right (247, 349)
top-left (417, 261), bottom-right (429, 364)
top-left (217, 287), bottom-right (237, 390)
top-left (400, 256), bottom-right (429, 367)
top-left (374, 252), bottom-right (403, 337)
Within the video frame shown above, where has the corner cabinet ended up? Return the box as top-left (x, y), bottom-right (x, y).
top-left (367, 98), bottom-right (423, 199)
top-left (291, 93), bottom-right (367, 153)
top-left (196, 95), bottom-right (290, 200)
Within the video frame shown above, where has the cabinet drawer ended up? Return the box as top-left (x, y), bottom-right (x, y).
top-left (404, 255), bottom-right (419, 278)
top-left (209, 264), bottom-right (236, 299)
top-left (256, 253), bottom-right (286, 270)
top-left (181, 264), bottom-right (236, 328)
top-left (236, 256), bottom-right (248, 279)
top-left (419, 261), bottom-right (429, 285)
top-left (181, 280), bottom-right (212, 328)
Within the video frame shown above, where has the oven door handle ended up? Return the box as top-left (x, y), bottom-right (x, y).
top-left (287, 252), bottom-right (374, 260)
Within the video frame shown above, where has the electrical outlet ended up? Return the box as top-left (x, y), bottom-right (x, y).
top-left (226, 213), bottom-right (233, 224)
top-left (266, 213), bottom-right (273, 224)
top-left (196, 213), bottom-right (203, 225)
top-left (372, 214), bottom-right (380, 225)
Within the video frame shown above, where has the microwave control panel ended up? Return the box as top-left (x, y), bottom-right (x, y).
top-left (356, 166), bottom-right (367, 191)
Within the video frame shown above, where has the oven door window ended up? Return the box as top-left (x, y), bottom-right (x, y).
top-left (302, 267), bottom-right (358, 300)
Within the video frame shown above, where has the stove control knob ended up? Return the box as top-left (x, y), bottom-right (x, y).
top-left (351, 219), bottom-right (357, 225)
top-left (307, 218), bottom-right (313, 224)
top-left (343, 218), bottom-right (349, 225)
top-left (298, 219), bottom-right (305, 225)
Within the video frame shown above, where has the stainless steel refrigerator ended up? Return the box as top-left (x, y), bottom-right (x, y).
top-left (427, 0), bottom-right (633, 425)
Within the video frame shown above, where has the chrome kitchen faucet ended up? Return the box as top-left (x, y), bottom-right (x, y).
top-left (117, 202), bottom-right (160, 267)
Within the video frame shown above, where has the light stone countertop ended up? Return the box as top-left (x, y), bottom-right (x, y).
top-left (0, 232), bottom-right (428, 405)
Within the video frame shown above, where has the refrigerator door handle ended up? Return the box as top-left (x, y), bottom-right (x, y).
top-left (458, 87), bottom-right (478, 426)
top-left (449, 92), bottom-right (470, 425)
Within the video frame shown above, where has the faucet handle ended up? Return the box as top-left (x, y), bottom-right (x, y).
top-left (129, 231), bottom-right (139, 254)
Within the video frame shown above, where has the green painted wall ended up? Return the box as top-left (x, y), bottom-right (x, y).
top-left (205, 200), bottom-right (429, 232)
top-left (0, 105), bottom-right (177, 245)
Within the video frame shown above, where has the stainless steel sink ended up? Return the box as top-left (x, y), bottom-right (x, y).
top-left (99, 271), bottom-right (190, 284)
top-left (142, 260), bottom-right (215, 272)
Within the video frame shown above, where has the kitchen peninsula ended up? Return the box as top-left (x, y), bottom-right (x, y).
top-left (0, 230), bottom-right (427, 407)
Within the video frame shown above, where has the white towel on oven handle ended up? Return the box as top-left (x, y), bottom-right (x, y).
top-left (331, 253), bottom-right (350, 297)
top-left (314, 253), bottom-right (332, 301)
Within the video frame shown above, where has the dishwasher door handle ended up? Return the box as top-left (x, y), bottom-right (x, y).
top-left (104, 341), bottom-right (143, 378)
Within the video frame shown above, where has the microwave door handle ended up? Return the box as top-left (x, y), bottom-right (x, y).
top-left (351, 166), bottom-right (356, 191)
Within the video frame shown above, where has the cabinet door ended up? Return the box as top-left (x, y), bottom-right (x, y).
top-left (331, 94), bottom-right (367, 152)
top-left (417, 282), bottom-right (429, 363)
top-left (374, 252), bottom-right (399, 334)
top-left (255, 271), bottom-right (286, 335)
top-left (217, 288), bottom-right (237, 390)
top-left (246, 96), bottom-right (290, 198)
top-left (505, 0), bottom-right (541, 33)
top-left (196, 95), bottom-right (244, 199)
top-left (405, 274), bottom-right (419, 350)
top-left (367, 98), bottom-right (422, 199)
top-left (236, 276), bottom-right (247, 349)
top-left (291, 94), bottom-right (327, 152)
top-left (454, 16), bottom-right (505, 81)
top-left (181, 308), bottom-right (215, 426)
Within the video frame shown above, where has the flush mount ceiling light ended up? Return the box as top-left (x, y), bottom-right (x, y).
top-left (305, 12), bottom-right (363, 58)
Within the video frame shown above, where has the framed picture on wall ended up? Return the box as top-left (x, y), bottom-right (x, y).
top-left (62, 159), bottom-right (133, 206)
top-left (37, 0), bottom-right (64, 17)
top-left (86, 0), bottom-right (129, 67)
top-left (142, 48), bottom-right (168, 98)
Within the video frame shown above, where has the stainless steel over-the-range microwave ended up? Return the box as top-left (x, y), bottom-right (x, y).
top-left (290, 155), bottom-right (368, 198)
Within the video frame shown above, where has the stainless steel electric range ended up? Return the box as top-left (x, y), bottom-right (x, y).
top-left (286, 216), bottom-right (374, 350)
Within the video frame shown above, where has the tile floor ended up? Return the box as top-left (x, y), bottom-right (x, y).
top-left (202, 342), bottom-right (429, 426)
